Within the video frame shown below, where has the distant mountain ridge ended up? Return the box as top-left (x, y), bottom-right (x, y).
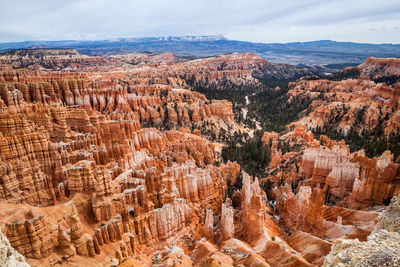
top-left (0, 36), bottom-right (399, 67)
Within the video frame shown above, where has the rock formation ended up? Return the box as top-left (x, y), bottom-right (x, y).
top-left (5, 215), bottom-right (55, 259)
top-left (0, 50), bottom-right (246, 266)
top-left (288, 58), bottom-right (400, 138)
top-left (297, 139), bottom-right (400, 208)
top-left (0, 50), bottom-right (398, 266)
top-left (350, 57), bottom-right (400, 84)
top-left (204, 209), bottom-right (214, 239)
top-left (0, 227), bottom-right (30, 267)
top-left (220, 200), bottom-right (234, 241)
top-left (0, 49), bottom-right (110, 71)
top-left (323, 197), bottom-right (400, 267)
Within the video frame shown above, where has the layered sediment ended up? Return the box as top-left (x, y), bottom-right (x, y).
top-left (0, 51), bottom-right (398, 266)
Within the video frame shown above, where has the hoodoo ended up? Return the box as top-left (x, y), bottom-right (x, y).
top-left (0, 47), bottom-right (399, 266)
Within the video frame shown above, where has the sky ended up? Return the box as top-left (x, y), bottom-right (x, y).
top-left (0, 0), bottom-right (399, 44)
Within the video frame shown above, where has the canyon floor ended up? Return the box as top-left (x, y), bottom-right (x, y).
top-left (0, 49), bottom-right (399, 267)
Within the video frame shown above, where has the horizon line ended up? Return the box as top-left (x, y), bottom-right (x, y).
top-left (0, 35), bottom-right (399, 46)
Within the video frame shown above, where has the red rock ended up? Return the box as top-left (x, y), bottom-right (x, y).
top-left (1, 51), bottom-right (397, 267)
top-left (220, 200), bottom-right (234, 241)
top-left (5, 215), bottom-right (54, 259)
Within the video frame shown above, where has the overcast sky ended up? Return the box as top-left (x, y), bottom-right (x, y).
top-left (0, 0), bottom-right (399, 44)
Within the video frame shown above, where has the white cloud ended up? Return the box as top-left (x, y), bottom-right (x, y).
top-left (0, 0), bottom-right (399, 43)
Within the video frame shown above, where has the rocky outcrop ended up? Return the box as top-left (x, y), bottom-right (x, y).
top-left (323, 197), bottom-right (400, 267)
top-left (0, 58), bottom-right (240, 265)
top-left (0, 227), bottom-right (30, 267)
top-left (350, 151), bottom-right (400, 208)
top-left (259, 123), bottom-right (397, 265)
top-left (181, 53), bottom-right (266, 91)
top-left (220, 200), bottom-right (234, 241)
top-left (253, 60), bottom-right (319, 82)
top-left (56, 226), bottom-right (76, 258)
top-left (273, 185), bottom-right (326, 235)
top-left (0, 49), bottom-right (109, 71)
top-left (5, 215), bottom-right (55, 259)
top-left (289, 59), bottom-right (400, 137)
top-left (323, 230), bottom-right (400, 267)
top-left (373, 197), bottom-right (400, 233)
top-left (300, 147), bottom-right (348, 185)
top-left (1, 50), bottom-right (398, 267)
top-left (298, 143), bottom-right (400, 207)
top-left (287, 231), bottom-right (332, 266)
top-left (358, 57), bottom-right (400, 84)
top-left (204, 209), bottom-right (214, 239)
top-left (181, 53), bottom-right (319, 91)
top-left (240, 173), bottom-right (267, 242)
